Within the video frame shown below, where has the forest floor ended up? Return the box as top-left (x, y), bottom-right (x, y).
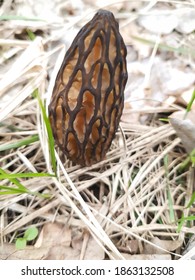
top-left (0, 0), bottom-right (195, 260)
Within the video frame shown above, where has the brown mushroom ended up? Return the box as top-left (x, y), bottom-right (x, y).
top-left (49, 9), bottom-right (128, 166)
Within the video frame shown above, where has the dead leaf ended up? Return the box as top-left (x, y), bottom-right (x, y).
top-left (72, 230), bottom-right (105, 260)
top-left (143, 237), bottom-right (183, 254)
top-left (118, 240), bottom-right (139, 254)
top-left (121, 253), bottom-right (171, 260)
top-left (169, 111), bottom-right (195, 153)
top-left (83, 234), bottom-right (105, 260)
top-left (35, 222), bottom-right (72, 248)
top-left (0, 243), bottom-right (48, 260)
top-left (47, 246), bottom-right (80, 260)
top-left (71, 229), bottom-right (83, 251)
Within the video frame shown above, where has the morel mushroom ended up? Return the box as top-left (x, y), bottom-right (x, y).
top-left (49, 9), bottom-right (128, 166)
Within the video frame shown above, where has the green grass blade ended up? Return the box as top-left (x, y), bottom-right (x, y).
top-left (179, 149), bottom-right (195, 170)
top-left (0, 172), bottom-right (55, 179)
top-left (177, 215), bottom-right (195, 232)
top-left (159, 118), bottom-right (169, 122)
top-left (190, 149), bottom-right (195, 166)
top-left (0, 135), bottom-right (39, 152)
top-left (0, 185), bottom-right (28, 195)
top-left (0, 185), bottom-right (51, 198)
top-left (179, 155), bottom-right (191, 171)
top-left (178, 215), bottom-right (195, 222)
top-left (34, 89), bottom-right (57, 176)
top-left (164, 155), bottom-right (175, 223)
top-left (0, 168), bottom-right (27, 191)
top-left (0, 168), bottom-right (52, 198)
top-left (26, 29), bottom-right (36, 41)
top-left (0, 191), bottom-right (22, 195)
top-left (177, 213), bottom-right (185, 232)
top-left (184, 88), bottom-right (195, 119)
top-left (185, 191), bottom-right (195, 209)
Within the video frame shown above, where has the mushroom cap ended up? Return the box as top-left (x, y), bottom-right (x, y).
top-left (49, 9), bottom-right (128, 166)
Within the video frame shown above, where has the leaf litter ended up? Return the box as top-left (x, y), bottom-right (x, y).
top-left (0, 0), bottom-right (195, 260)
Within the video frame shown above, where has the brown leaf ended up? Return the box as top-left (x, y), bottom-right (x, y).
top-left (121, 253), bottom-right (171, 260)
top-left (35, 222), bottom-right (71, 248)
top-left (143, 237), bottom-right (182, 255)
top-left (46, 246), bottom-right (80, 260)
top-left (118, 240), bottom-right (139, 254)
top-left (0, 243), bottom-right (49, 260)
top-left (72, 230), bottom-right (105, 260)
top-left (83, 234), bottom-right (105, 260)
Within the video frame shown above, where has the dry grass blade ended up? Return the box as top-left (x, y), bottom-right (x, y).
top-left (0, 0), bottom-right (194, 260)
top-left (54, 152), bottom-right (124, 259)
